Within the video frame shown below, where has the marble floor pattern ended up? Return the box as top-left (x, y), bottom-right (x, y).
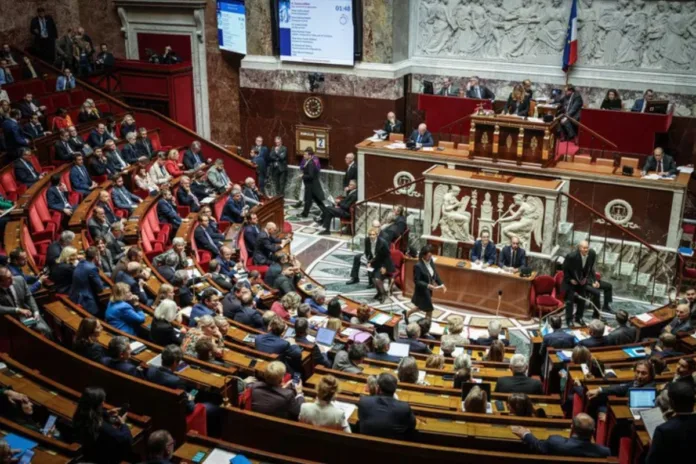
top-left (285, 201), bottom-right (661, 357)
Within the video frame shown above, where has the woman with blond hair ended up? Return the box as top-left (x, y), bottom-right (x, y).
top-left (299, 375), bottom-right (351, 432)
top-left (271, 291), bottom-right (301, 320)
top-left (50, 246), bottom-right (79, 294)
top-left (105, 282), bottom-right (145, 336)
top-left (151, 298), bottom-right (185, 346)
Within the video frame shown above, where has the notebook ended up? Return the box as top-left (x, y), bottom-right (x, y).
top-left (629, 388), bottom-right (656, 419)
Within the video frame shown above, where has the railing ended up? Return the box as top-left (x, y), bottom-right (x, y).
top-left (352, 177), bottom-right (426, 249)
top-left (560, 192), bottom-right (683, 303)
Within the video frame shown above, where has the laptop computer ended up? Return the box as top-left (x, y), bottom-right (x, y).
top-left (629, 388), bottom-right (657, 419)
top-left (315, 327), bottom-right (336, 354)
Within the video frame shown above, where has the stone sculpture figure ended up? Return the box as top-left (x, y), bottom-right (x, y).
top-left (498, 194), bottom-right (544, 250)
top-left (433, 184), bottom-right (472, 242)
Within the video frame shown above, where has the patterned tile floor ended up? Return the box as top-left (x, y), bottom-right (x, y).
top-left (285, 201), bottom-right (660, 357)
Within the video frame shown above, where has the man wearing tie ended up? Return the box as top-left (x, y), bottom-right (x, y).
top-left (176, 176), bottom-right (201, 212)
top-left (465, 76), bottom-right (495, 100)
top-left (471, 230), bottom-right (497, 265)
top-left (500, 237), bottom-right (527, 270)
top-left (558, 85), bottom-right (583, 141)
top-left (103, 139), bottom-right (129, 172)
top-left (13, 149), bottom-right (43, 187)
top-left (408, 123), bottom-right (434, 148)
top-left (437, 77), bottom-right (460, 97)
top-left (194, 215), bottom-right (221, 257)
top-left (69, 154), bottom-right (97, 196)
top-left (111, 174), bottom-right (142, 214)
top-left (642, 147), bottom-right (677, 177)
top-left (55, 129), bottom-right (77, 162)
top-left (631, 89), bottom-right (654, 113)
top-left (46, 174), bottom-right (74, 218)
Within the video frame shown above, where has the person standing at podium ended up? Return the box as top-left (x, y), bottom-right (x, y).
top-left (642, 147), bottom-right (677, 177)
top-left (437, 77), bottom-right (459, 97)
top-left (404, 245), bottom-right (445, 322)
top-left (383, 112), bottom-right (403, 135)
top-left (408, 124), bottom-right (433, 148)
top-left (500, 237), bottom-right (527, 270)
top-left (465, 76), bottom-right (495, 100)
top-left (503, 85), bottom-right (530, 117)
top-left (631, 89), bottom-right (654, 112)
top-left (471, 230), bottom-right (496, 265)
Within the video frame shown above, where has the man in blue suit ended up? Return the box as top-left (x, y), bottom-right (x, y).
top-left (646, 381), bottom-right (696, 463)
top-left (183, 141), bottom-right (210, 170)
top-left (101, 336), bottom-right (144, 379)
top-left (408, 123), bottom-right (434, 147)
top-left (189, 288), bottom-right (220, 327)
top-left (111, 174), bottom-right (141, 214)
top-left (157, 189), bottom-right (182, 229)
top-left (631, 89), bottom-right (654, 113)
top-left (70, 247), bottom-right (105, 316)
top-left (3, 110), bottom-right (31, 158)
top-left (471, 230), bottom-right (496, 265)
top-left (115, 262), bottom-right (152, 306)
top-left (87, 123), bottom-right (113, 148)
top-left (255, 316), bottom-right (303, 372)
top-left (194, 215), bottom-right (221, 257)
top-left (70, 154), bottom-right (97, 196)
top-left (13, 149), bottom-right (43, 187)
top-left (243, 213), bottom-right (261, 252)
top-left (55, 68), bottom-right (76, 91)
top-left (499, 236), bottom-right (527, 270)
top-left (220, 190), bottom-right (246, 223)
top-left (512, 413), bottom-right (610, 458)
top-left (46, 174), bottom-right (75, 216)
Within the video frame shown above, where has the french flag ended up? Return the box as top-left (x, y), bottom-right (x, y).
top-left (562, 0), bottom-right (579, 72)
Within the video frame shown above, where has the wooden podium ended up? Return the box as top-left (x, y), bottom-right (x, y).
top-left (469, 113), bottom-right (559, 166)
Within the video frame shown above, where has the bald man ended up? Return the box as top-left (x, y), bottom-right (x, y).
top-left (408, 123), bottom-right (433, 148)
top-left (562, 241), bottom-right (613, 327)
top-left (512, 413), bottom-right (610, 458)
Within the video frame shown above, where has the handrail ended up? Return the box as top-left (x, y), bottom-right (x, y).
top-left (17, 46), bottom-right (254, 169)
top-left (564, 115), bottom-right (618, 149)
top-left (354, 176), bottom-right (425, 207)
top-left (439, 113), bottom-right (474, 132)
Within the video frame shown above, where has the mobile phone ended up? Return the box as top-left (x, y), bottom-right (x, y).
top-left (191, 451), bottom-right (206, 463)
top-left (118, 403), bottom-right (130, 416)
top-left (495, 400), bottom-right (504, 411)
top-left (42, 414), bottom-right (58, 435)
top-left (18, 450), bottom-right (34, 464)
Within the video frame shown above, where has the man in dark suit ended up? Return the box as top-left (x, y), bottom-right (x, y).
top-left (194, 215), bottom-right (221, 257)
top-left (300, 147), bottom-right (326, 218)
top-left (408, 123), bottom-right (434, 147)
top-left (243, 213), bottom-right (262, 252)
top-left (512, 413), bottom-right (610, 458)
top-left (357, 373), bottom-right (416, 440)
top-left (248, 360), bottom-right (304, 420)
top-left (0, 266), bottom-right (52, 338)
top-left (17, 93), bottom-right (47, 120)
top-left (70, 154), bottom-right (97, 196)
top-left (13, 149), bottom-right (43, 187)
top-left (87, 124), bottom-right (113, 149)
top-left (101, 336), bottom-right (145, 378)
top-left (316, 179), bottom-right (357, 235)
top-left (22, 114), bottom-right (49, 140)
top-left (47, 174), bottom-right (74, 217)
top-left (398, 323), bottom-right (432, 354)
top-left (642, 147), bottom-right (677, 177)
top-left (471, 230), bottom-right (496, 265)
top-left (55, 129), bottom-right (78, 162)
top-left (269, 136), bottom-right (288, 196)
top-left (383, 111), bottom-right (403, 135)
top-left (343, 153), bottom-right (357, 192)
top-left (465, 76), bottom-right (495, 100)
top-left (253, 222), bottom-right (288, 266)
top-left (562, 241), bottom-right (613, 326)
top-left (494, 354), bottom-right (543, 394)
top-left (157, 189), bottom-right (182, 229)
top-left (183, 141), bottom-right (209, 170)
top-left (437, 77), bottom-right (460, 96)
top-left (30, 8), bottom-right (58, 63)
top-left (136, 127), bottom-right (154, 159)
top-left (631, 89), bottom-right (654, 113)
top-left (3, 110), bottom-right (31, 158)
top-left (499, 237), bottom-right (527, 269)
top-left (540, 315), bottom-right (576, 355)
top-left (587, 360), bottom-right (656, 400)
top-left (606, 310), bottom-right (637, 345)
top-left (220, 190), bottom-right (246, 223)
top-left (578, 319), bottom-right (607, 348)
top-left (255, 317), bottom-right (302, 373)
top-left (558, 84), bottom-right (583, 140)
top-left (645, 382), bottom-right (696, 464)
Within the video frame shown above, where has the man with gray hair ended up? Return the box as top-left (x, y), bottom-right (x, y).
top-left (474, 319), bottom-right (509, 346)
top-left (398, 322), bottom-right (432, 354)
top-left (46, 230), bottom-right (75, 269)
top-left (316, 179), bottom-right (358, 236)
top-left (579, 319), bottom-right (607, 348)
top-left (367, 333), bottom-right (402, 363)
top-left (511, 412), bottom-right (610, 457)
top-left (494, 353), bottom-right (543, 394)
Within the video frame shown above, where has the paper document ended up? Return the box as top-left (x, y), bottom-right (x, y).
top-left (205, 448), bottom-right (237, 464)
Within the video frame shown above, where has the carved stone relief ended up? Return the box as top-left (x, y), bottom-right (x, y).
top-left (415, 0), bottom-right (696, 72)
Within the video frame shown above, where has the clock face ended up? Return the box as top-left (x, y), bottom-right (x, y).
top-left (303, 96), bottom-right (324, 119)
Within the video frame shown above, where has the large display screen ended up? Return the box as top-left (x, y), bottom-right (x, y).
top-left (278, 0), bottom-right (354, 66)
top-left (217, 0), bottom-right (247, 55)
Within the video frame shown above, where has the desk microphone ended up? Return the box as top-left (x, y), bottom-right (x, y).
top-left (496, 290), bottom-right (502, 316)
